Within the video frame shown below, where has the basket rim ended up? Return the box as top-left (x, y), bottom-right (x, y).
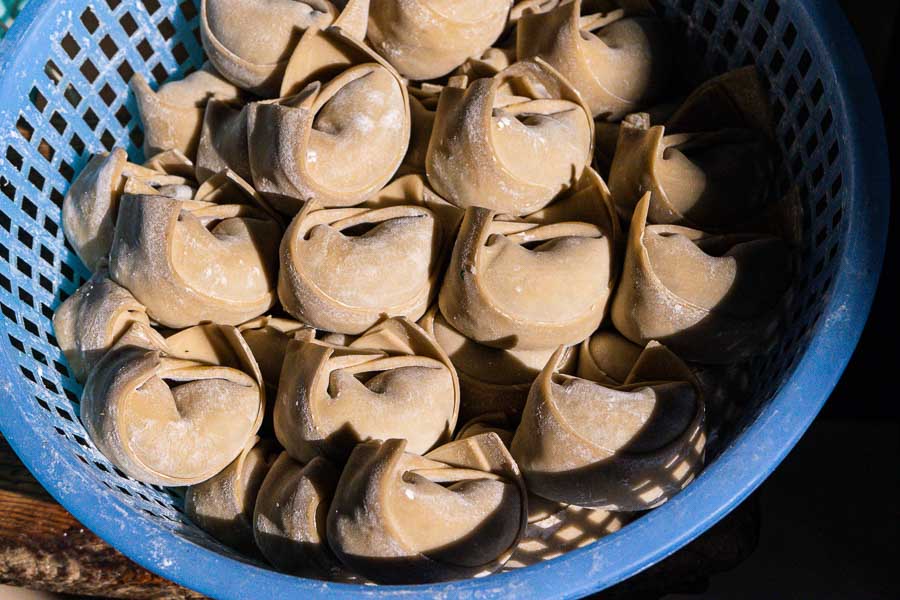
top-left (0, 0), bottom-right (890, 598)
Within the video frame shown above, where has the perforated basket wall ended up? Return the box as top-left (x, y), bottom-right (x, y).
top-left (0, 1), bottom-right (888, 598)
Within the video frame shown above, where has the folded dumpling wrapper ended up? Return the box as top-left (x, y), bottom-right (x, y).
top-left (426, 60), bottom-right (594, 216)
top-left (238, 316), bottom-right (315, 392)
top-left (131, 63), bottom-right (242, 161)
top-left (253, 451), bottom-right (342, 576)
top-left (577, 329), bottom-right (644, 386)
top-left (611, 194), bottom-right (792, 363)
top-left (109, 190), bottom-right (281, 329)
top-left (279, 175), bottom-right (459, 334)
top-left (517, 0), bottom-right (671, 119)
top-left (195, 99), bottom-right (254, 185)
top-left (327, 433), bottom-right (528, 583)
top-left (454, 45), bottom-right (516, 80)
top-left (247, 10), bottom-right (410, 213)
top-left (185, 436), bottom-right (279, 555)
top-left (439, 168), bottom-right (618, 351)
top-left (367, 0), bottom-right (512, 81)
top-left (62, 148), bottom-right (191, 271)
top-left (609, 114), bottom-right (772, 228)
top-left (275, 317), bottom-right (460, 462)
top-left (511, 341), bottom-right (706, 510)
top-left (419, 307), bottom-right (577, 421)
top-left (200, 0), bottom-right (338, 95)
top-left (454, 412), bottom-right (567, 524)
top-left (53, 263), bottom-right (151, 383)
top-left (81, 323), bottom-right (265, 486)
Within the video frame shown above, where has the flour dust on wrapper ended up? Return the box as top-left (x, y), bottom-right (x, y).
top-left (438, 168), bottom-right (619, 352)
top-left (248, 5), bottom-right (411, 214)
top-left (62, 148), bottom-right (193, 271)
top-left (426, 60), bottom-right (594, 217)
top-left (512, 341), bottom-right (706, 511)
top-left (327, 434), bottom-right (528, 584)
top-left (517, 0), bottom-right (672, 119)
top-left (367, 0), bottom-right (513, 81)
top-left (81, 323), bottom-right (265, 487)
top-left (278, 175), bottom-right (460, 334)
top-left (108, 193), bottom-right (281, 329)
top-left (53, 264), bottom-right (151, 383)
top-left (200, 0), bottom-right (338, 96)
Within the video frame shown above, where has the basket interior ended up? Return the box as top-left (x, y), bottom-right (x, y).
top-left (0, 0), bottom-right (849, 580)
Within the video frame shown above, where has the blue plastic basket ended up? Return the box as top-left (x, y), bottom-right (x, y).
top-left (0, 0), bottom-right (889, 597)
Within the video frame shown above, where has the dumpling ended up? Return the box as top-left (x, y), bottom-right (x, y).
top-left (81, 323), bottom-right (265, 486)
top-left (609, 113), bottom-right (772, 228)
top-left (274, 317), bottom-right (460, 461)
top-left (438, 168), bottom-right (617, 351)
top-left (131, 63), bottom-right (242, 161)
top-left (199, 0), bottom-right (337, 96)
top-left (367, 0), bottom-right (512, 81)
top-left (608, 66), bottom-right (774, 228)
top-left (511, 341), bottom-right (706, 510)
top-left (577, 329), bottom-right (643, 385)
top-left (109, 193), bottom-right (280, 329)
top-left (62, 148), bottom-right (190, 271)
top-left (419, 307), bottom-right (577, 421)
top-left (238, 316), bottom-right (314, 392)
top-left (516, 0), bottom-right (671, 119)
top-left (253, 451), bottom-right (341, 576)
top-left (611, 194), bottom-right (792, 363)
top-left (247, 11), bottom-right (410, 213)
top-left (426, 60), bottom-right (594, 216)
top-left (327, 433), bottom-right (527, 583)
top-left (185, 437), bottom-right (278, 555)
top-left (278, 175), bottom-right (459, 334)
top-left (53, 264), bottom-right (151, 383)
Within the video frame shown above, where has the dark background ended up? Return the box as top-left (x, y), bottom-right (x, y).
top-left (670, 1), bottom-right (899, 597)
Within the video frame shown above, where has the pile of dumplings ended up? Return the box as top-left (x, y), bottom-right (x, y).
top-left (53, 0), bottom-right (793, 584)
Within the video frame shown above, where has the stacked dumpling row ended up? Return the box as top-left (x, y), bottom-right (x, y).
top-left (53, 0), bottom-right (791, 584)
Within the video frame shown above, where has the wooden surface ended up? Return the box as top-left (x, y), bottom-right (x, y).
top-left (0, 433), bottom-right (758, 599)
top-left (0, 435), bottom-right (202, 599)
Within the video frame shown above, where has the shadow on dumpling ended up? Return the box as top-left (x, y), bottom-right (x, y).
top-left (327, 434), bottom-right (527, 583)
top-left (517, 0), bottom-right (672, 119)
top-left (420, 307), bottom-right (578, 421)
top-left (611, 193), bottom-right (792, 364)
top-left (185, 436), bottom-right (279, 556)
top-left (511, 341), bottom-right (706, 511)
top-left (253, 451), bottom-right (342, 577)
